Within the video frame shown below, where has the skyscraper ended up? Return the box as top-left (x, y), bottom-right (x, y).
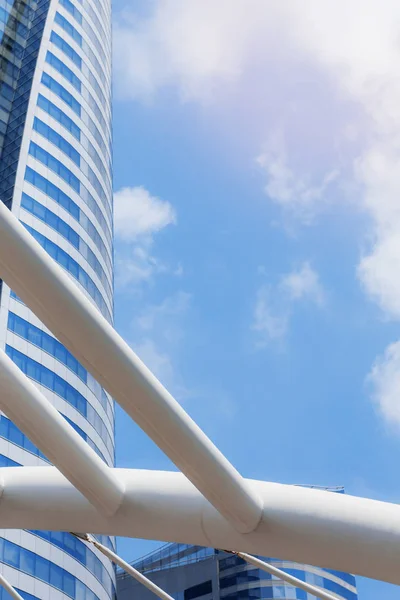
top-left (118, 545), bottom-right (358, 600)
top-left (0, 0), bottom-right (114, 596)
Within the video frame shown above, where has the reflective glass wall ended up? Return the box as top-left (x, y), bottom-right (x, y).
top-left (0, 0), bottom-right (115, 594)
top-left (119, 545), bottom-right (358, 600)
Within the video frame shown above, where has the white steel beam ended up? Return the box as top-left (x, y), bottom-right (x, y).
top-left (0, 467), bottom-right (399, 585)
top-left (74, 534), bottom-right (175, 600)
top-left (0, 202), bottom-right (262, 533)
top-left (0, 574), bottom-right (24, 600)
top-left (0, 348), bottom-right (124, 515)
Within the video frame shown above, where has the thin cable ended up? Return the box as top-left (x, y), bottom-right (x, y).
top-left (224, 551), bottom-right (339, 600)
top-left (71, 533), bottom-right (174, 600)
top-left (0, 573), bottom-right (24, 599)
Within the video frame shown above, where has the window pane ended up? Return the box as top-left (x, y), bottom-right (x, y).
top-left (20, 549), bottom-right (35, 576)
top-left (4, 540), bottom-right (19, 568)
top-left (35, 555), bottom-right (50, 581)
top-left (50, 562), bottom-right (63, 590)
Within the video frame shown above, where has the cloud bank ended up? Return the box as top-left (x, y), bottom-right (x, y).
top-left (114, 0), bottom-right (400, 426)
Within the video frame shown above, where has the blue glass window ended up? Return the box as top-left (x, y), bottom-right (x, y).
top-left (22, 223), bottom-right (111, 321)
top-left (8, 422), bottom-right (24, 448)
top-left (33, 117), bottom-right (80, 165)
top-left (28, 143), bottom-right (112, 242)
top-left (220, 570), bottom-right (265, 590)
top-left (45, 51), bottom-right (81, 91)
top-left (50, 563), bottom-right (63, 589)
top-left (20, 550), bottom-right (35, 576)
top-left (219, 555), bottom-right (247, 571)
top-left (0, 407), bottom-right (108, 465)
top-left (8, 310), bottom-right (113, 420)
top-left (59, 0), bottom-right (82, 25)
top-left (184, 581), bottom-right (212, 600)
top-left (0, 535), bottom-right (103, 600)
top-left (25, 165), bottom-right (78, 218)
top-left (13, 589), bottom-right (39, 600)
top-left (5, 345), bottom-right (114, 455)
top-left (223, 589), bottom-right (262, 600)
top-left (285, 569), bottom-right (305, 581)
top-left (55, 11), bottom-right (82, 46)
top-left (41, 72), bottom-right (81, 115)
top-left (63, 0), bottom-right (108, 72)
top-left (24, 168), bottom-right (112, 273)
top-left (41, 72), bottom-right (110, 168)
top-left (324, 570), bottom-right (356, 587)
top-left (0, 454), bottom-right (20, 467)
top-left (3, 541), bottom-right (19, 568)
top-left (34, 114), bottom-right (110, 207)
top-left (29, 141), bottom-right (80, 191)
top-left (21, 194), bottom-right (112, 298)
top-left (322, 578), bottom-right (358, 600)
top-left (45, 48), bottom-right (109, 138)
top-left (81, 0), bottom-right (109, 49)
top-left (50, 30), bottom-right (82, 68)
top-left (37, 93), bottom-right (80, 140)
top-left (8, 311), bottom-right (84, 380)
top-left (29, 531), bottom-right (114, 595)
top-left (35, 555), bottom-right (49, 581)
top-left (0, 414), bottom-right (47, 461)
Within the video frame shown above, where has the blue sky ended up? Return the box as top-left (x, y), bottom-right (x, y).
top-left (111, 2), bottom-right (400, 598)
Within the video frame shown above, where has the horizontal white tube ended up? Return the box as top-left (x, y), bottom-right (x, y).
top-left (0, 466), bottom-right (399, 585)
top-left (236, 552), bottom-right (338, 600)
top-left (0, 201), bottom-right (262, 533)
top-left (0, 348), bottom-right (124, 515)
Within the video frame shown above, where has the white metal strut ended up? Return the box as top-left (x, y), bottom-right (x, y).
top-left (0, 201), bottom-right (262, 534)
top-left (0, 204), bottom-right (399, 588)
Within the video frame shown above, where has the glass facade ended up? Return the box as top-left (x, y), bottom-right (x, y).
top-left (117, 488), bottom-right (358, 600)
top-left (0, 0), bottom-right (114, 595)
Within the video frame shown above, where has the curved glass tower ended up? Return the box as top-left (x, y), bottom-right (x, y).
top-left (0, 0), bottom-right (115, 595)
top-left (118, 543), bottom-right (358, 600)
top-left (118, 489), bottom-right (358, 600)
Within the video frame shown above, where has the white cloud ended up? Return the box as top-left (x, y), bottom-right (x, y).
top-left (368, 341), bottom-right (400, 428)
top-left (129, 291), bottom-right (191, 398)
top-left (281, 262), bottom-right (326, 306)
top-left (252, 262), bottom-right (324, 346)
top-left (256, 135), bottom-right (339, 223)
top-left (134, 291), bottom-right (191, 341)
top-left (133, 338), bottom-right (176, 392)
top-left (113, 1), bottom-right (268, 102)
top-left (114, 186), bottom-right (177, 288)
top-left (115, 1), bottom-right (400, 425)
top-left (252, 286), bottom-right (289, 344)
top-left (114, 0), bottom-right (400, 313)
top-left (356, 144), bottom-right (400, 320)
top-left (131, 293), bottom-right (237, 419)
top-left (358, 232), bottom-right (400, 321)
top-left (114, 186), bottom-right (176, 241)
top-left (114, 243), bottom-right (167, 288)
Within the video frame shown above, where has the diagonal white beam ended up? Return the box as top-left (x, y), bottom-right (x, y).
top-left (74, 534), bottom-right (175, 600)
top-left (0, 574), bottom-right (24, 600)
top-left (0, 467), bottom-right (399, 585)
top-left (0, 202), bottom-right (262, 533)
top-left (0, 348), bottom-right (124, 515)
